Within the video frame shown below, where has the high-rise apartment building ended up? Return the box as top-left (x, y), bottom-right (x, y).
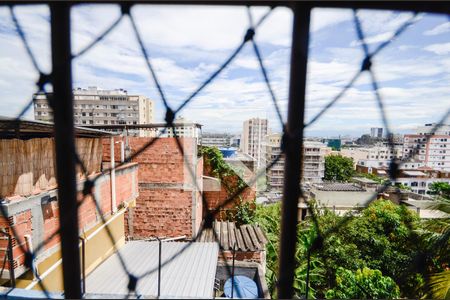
top-left (263, 133), bottom-right (326, 192)
top-left (370, 127), bottom-right (383, 138)
top-left (33, 86), bottom-right (154, 126)
top-left (403, 123), bottom-right (450, 171)
top-left (241, 118), bottom-right (268, 169)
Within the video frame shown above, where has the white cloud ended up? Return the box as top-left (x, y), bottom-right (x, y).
top-left (0, 5), bottom-right (448, 137)
top-left (310, 8), bottom-right (352, 32)
top-left (424, 42), bottom-right (450, 55)
top-left (423, 22), bottom-right (450, 36)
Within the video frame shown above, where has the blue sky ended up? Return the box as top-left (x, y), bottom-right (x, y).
top-left (0, 4), bottom-right (449, 137)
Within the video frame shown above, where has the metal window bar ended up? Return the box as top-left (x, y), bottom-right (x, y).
top-left (0, 1), bottom-right (448, 299)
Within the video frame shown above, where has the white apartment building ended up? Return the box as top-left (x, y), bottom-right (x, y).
top-left (403, 123), bottom-right (450, 172)
top-left (263, 133), bottom-right (326, 192)
top-left (33, 87), bottom-right (154, 126)
top-left (156, 116), bottom-right (202, 144)
top-left (355, 144), bottom-right (404, 168)
top-left (202, 133), bottom-right (231, 148)
top-left (241, 118), bottom-right (268, 169)
top-left (395, 173), bottom-right (450, 195)
top-left (303, 141), bottom-right (327, 183)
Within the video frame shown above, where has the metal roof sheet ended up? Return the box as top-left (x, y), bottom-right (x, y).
top-left (403, 170), bottom-right (427, 176)
top-left (85, 241), bottom-right (219, 298)
top-left (314, 183), bottom-right (365, 192)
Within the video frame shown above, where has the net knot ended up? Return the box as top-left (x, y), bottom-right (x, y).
top-left (165, 108), bottom-right (175, 126)
top-left (244, 28), bottom-right (255, 42)
top-left (127, 274), bottom-right (138, 292)
top-left (82, 180), bottom-right (94, 196)
top-left (361, 56), bottom-right (372, 72)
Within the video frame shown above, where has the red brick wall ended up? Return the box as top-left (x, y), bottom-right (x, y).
top-left (0, 163), bottom-right (138, 278)
top-left (203, 163), bottom-right (256, 220)
top-left (219, 250), bottom-right (265, 265)
top-left (131, 189), bottom-right (193, 238)
top-left (103, 137), bottom-right (202, 239)
top-left (0, 210), bottom-right (31, 271)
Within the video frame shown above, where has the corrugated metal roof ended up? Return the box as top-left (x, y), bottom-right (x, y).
top-left (85, 241), bottom-right (219, 298)
top-left (314, 183), bottom-right (365, 192)
top-left (199, 221), bottom-right (268, 252)
top-left (403, 170), bottom-right (427, 176)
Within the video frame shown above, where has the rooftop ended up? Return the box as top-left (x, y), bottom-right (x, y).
top-left (86, 241), bottom-right (219, 298)
top-left (402, 170), bottom-right (427, 177)
top-left (352, 177), bottom-right (378, 184)
top-left (199, 221), bottom-right (268, 252)
top-left (0, 116), bottom-right (115, 139)
top-left (314, 182), bottom-right (366, 192)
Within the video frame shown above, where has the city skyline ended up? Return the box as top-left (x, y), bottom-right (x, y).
top-left (0, 5), bottom-right (449, 136)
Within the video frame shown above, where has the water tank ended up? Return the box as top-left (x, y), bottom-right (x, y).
top-left (219, 147), bottom-right (237, 158)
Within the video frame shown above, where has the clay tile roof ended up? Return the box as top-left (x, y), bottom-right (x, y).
top-left (199, 221), bottom-right (268, 252)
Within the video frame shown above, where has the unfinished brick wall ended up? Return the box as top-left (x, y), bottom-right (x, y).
top-left (132, 189), bottom-right (193, 238)
top-left (219, 250), bottom-right (265, 265)
top-left (103, 137), bottom-right (203, 239)
top-left (0, 163), bottom-right (138, 279)
top-left (203, 163), bottom-right (256, 220)
top-left (0, 210), bottom-right (31, 274)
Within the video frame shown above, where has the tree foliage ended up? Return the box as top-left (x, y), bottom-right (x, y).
top-left (254, 199), bottom-right (449, 299)
top-left (325, 267), bottom-right (400, 299)
top-left (429, 182), bottom-right (450, 199)
top-left (227, 199), bottom-right (256, 225)
top-left (199, 146), bottom-right (247, 193)
top-left (324, 155), bottom-right (355, 181)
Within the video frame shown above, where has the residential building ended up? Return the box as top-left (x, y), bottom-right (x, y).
top-left (156, 116), bottom-right (202, 145)
top-left (303, 141), bottom-right (327, 183)
top-left (387, 133), bottom-right (404, 143)
top-left (303, 182), bottom-right (449, 220)
top-left (416, 123), bottom-right (450, 135)
top-left (356, 162), bottom-right (450, 195)
top-left (0, 117), bottom-right (139, 291)
top-left (263, 133), bottom-right (284, 192)
top-left (263, 133), bottom-right (326, 192)
top-left (403, 124), bottom-right (450, 171)
top-left (302, 182), bottom-right (376, 218)
top-left (33, 86), bottom-right (154, 128)
top-left (370, 127), bottom-right (383, 138)
top-left (202, 132), bottom-right (231, 148)
top-left (355, 144), bottom-right (404, 169)
top-left (0, 118), bottom-right (269, 298)
top-left (241, 118), bottom-right (268, 169)
top-left (230, 135), bottom-right (241, 148)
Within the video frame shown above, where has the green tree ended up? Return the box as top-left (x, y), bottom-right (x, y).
top-left (325, 267), bottom-right (400, 299)
top-left (429, 182), bottom-right (450, 199)
top-left (254, 203), bottom-right (325, 299)
top-left (324, 155), bottom-right (355, 181)
top-left (255, 199), bottom-right (449, 298)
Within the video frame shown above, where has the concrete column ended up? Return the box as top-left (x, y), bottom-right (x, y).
top-left (110, 137), bottom-right (117, 213)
